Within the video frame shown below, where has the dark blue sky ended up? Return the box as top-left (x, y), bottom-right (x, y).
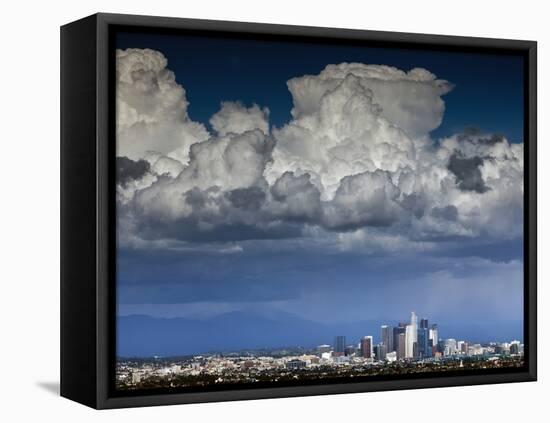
top-left (115, 31), bottom-right (525, 355)
top-left (116, 31), bottom-right (524, 142)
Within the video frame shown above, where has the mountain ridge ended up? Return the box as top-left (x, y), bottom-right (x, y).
top-left (117, 310), bottom-right (523, 357)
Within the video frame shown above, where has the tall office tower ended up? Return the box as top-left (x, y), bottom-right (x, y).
top-left (360, 336), bottom-right (373, 358)
top-left (429, 324), bottom-right (439, 349)
top-left (393, 326), bottom-right (405, 354)
top-left (334, 336), bottom-right (346, 354)
top-left (411, 311), bottom-right (418, 327)
top-left (374, 343), bottom-right (387, 360)
top-left (381, 325), bottom-right (393, 352)
top-left (405, 312), bottom-right (418, 358)
top-left (380, 343), bottom-right (387, 359)
top-left (420, 318), bottom-right (429, 329)
top-left (397, 333), bottom-right (406, 359)
top-left (368, 335), bottom-right (373, 356)
top-left (417, 327), bottom-right (430, 358)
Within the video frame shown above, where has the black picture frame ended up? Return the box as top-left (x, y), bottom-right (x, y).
top-left (60, 12), bottom-right (537, 409)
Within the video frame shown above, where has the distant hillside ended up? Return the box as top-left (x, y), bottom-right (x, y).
top-left (117, 311), bottom-right (523, 357)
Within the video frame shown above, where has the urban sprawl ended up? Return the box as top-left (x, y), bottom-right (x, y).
top-left (116, 312), bottom-right (524, 390)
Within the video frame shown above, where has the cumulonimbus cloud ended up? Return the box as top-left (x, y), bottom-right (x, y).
top-left (210, 101), bottom-right (270, 137)
top-left (115, 49), bottom-right (524, 249)
top-left (116, 48), bottom-right (210, 163)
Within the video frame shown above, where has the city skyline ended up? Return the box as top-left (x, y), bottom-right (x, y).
top-left (331, 312), bottom-right (467, 361)
top-left (117, 309), bottom-right (522, 358)
top-left (116, 309), bottom-right (524, 390)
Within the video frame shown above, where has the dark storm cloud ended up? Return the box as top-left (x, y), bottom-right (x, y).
top-left (400, 193), bottom-right (428, 219)
top-left (479, 134), bottom-right (505, 146)
top-left (431, 205), bottom-right (459, 221)
top-left (321, 170), bottom-right (402, 230)
top-left (184, 186), bottom-right (209, 208)
top-left (116, 156), bottom-right (150, 186)
top-left (227, 187), bottom-right (266, 210)
top-left (137, 215), bottom-right (304, 244)
top-left (116, 243), bottom-right (524, 332)
top-left (447, 153), bottom-right (490, 193)
top-left (270, 172), bottom-right (322, 222)
top-left (458, 128), bottom-right (505, 146)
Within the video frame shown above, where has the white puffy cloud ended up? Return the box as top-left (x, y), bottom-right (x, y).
top-left (131, 129), bottom-right (275, 224)
top-left (434, 133), bottom-right (524, 239)
top-left (286, 63), bottom-right (452, 137)
top-left (116, 48), bottom-right (209, 163)
top-left (115, 50), bottom-right (523, 249)
top-left (210, 101), bottom-right (270, 136)
top-left (266, 72), bottom-right (417, 201)
top-left (143, 151), bottom-right (185, 178)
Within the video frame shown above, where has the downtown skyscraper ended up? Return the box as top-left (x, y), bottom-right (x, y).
top-left (334, 312), bottom-right (442, 362)
top-left (429, 324), bottom-right (439, 352)
top-left (334, 336), bottom-right (346, 355)
top-left (360, 336), bottom-right (373, 358)
top-left (405, 312), bottom-right (418, 358)
top-left (381, 325), bottom-right (393, 353)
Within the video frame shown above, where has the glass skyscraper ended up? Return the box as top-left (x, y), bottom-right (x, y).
top-left (334, 336), bottom-right (346, 354)
top-left (405, 312), bottom-right (418, 358)
top-left (381, 325), bottom-right (393, 353)
top-left (417, 327), bottom-right (430, 358)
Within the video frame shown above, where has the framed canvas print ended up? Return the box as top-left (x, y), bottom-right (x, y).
top-left (60, 13), bottom-right (537, 409)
